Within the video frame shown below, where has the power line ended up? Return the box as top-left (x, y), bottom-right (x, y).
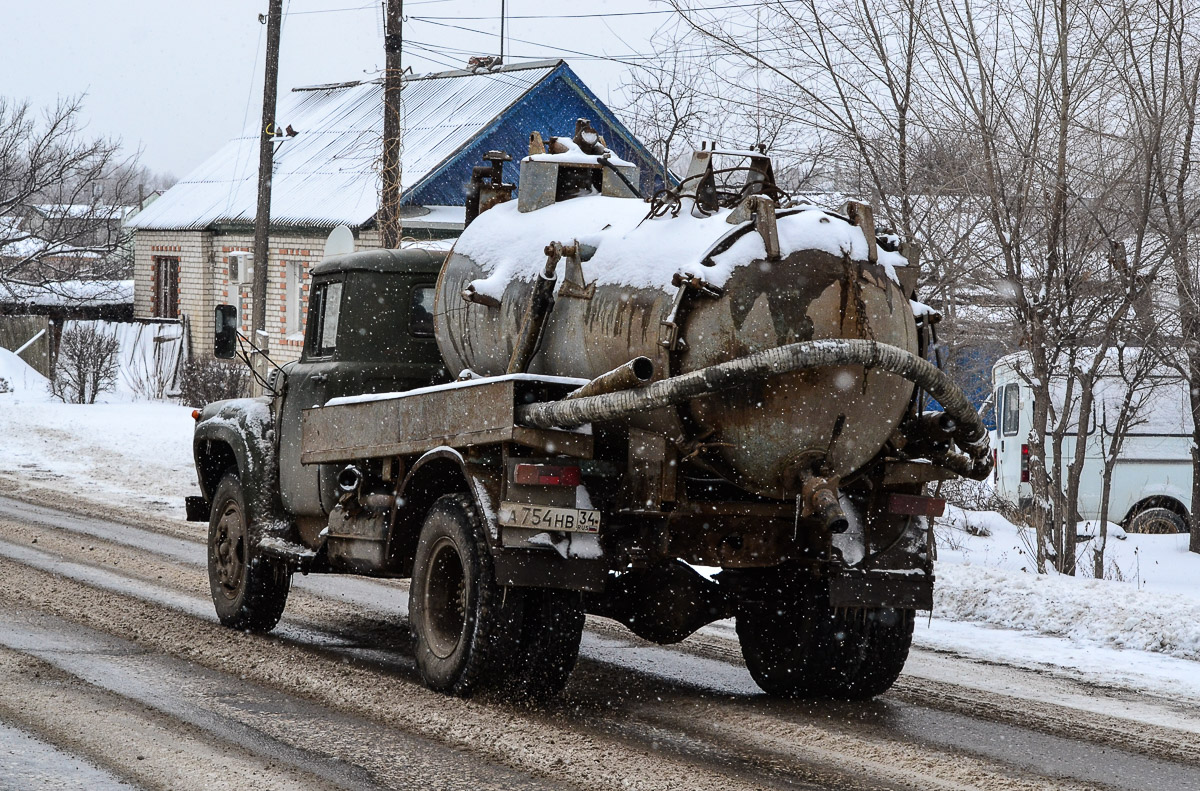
top-left (407, 3), bottom-right (766, 21)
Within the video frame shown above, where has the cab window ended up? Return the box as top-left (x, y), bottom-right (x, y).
top-left (410, 286), bottom-right (435, 337)
top-left (306, 280), bottom-right (343, 358)
top-left (1002, 383), bottom-right (1020, 436)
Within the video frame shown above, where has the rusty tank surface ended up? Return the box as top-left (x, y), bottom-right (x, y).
top-left (436, 145), bottom-right (921, 499)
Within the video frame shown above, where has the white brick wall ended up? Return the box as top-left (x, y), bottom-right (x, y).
top-left (134, 226), bottom-right (382, 364)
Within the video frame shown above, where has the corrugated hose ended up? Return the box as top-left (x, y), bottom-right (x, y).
top-left (514, 338), bottom-right (993, 480)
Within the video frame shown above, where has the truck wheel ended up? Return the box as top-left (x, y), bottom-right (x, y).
top-left (507, 588), bottom-right (585, 700)
top-left (1127, 507), bottom-right (1188, 534)
top-left (410, 494), bottom-right (518, 696)
top-left (737, 590), bottom-right (914, 700)
top-left (826, 608), bottom-right (915, 700)
top-left (208, 473), bottom-right (291, 632)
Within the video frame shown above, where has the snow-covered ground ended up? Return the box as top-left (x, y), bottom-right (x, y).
top-left (0, 348), bottom-right (200, 518)
top-left (3, 343), bottom-right (1200, 698)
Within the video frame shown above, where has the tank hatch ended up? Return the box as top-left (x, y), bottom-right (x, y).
top-left (517, 118), bottom-right (641, 212)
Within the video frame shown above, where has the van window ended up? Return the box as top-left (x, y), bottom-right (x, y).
top-left (1002, 384), bottom-right (1020, 436)
top-left (994, 386), bottom-right (1004, 434)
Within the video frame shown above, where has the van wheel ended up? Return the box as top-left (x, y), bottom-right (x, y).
top-left (1127, 507), bottom-right (1188, 534)
top-left (737, 587), bottom-right (913, 700)
top-left (410, 494), bottom-right (519, 696)
top-left (208, 473), bottom-right (291, 632)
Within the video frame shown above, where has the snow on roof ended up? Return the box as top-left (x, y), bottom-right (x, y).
top-left (0, 279), bottom-right (133, 306)
top-left (127, 61), bottom-right (562, 232)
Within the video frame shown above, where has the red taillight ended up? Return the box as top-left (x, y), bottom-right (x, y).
top-left (191, 409), bottom-right (201, 421)
top-left (1020, 444), bottom-right (1030, 483)
top-left (513, 463), bottom-right (581, 487)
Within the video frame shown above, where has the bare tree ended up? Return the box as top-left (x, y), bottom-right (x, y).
top-left (620, 29), bottom-right (708, 188)
top-left (51, 323), bottom-right (119, 404)
top-left (0, 95), bottom-right (138, 293)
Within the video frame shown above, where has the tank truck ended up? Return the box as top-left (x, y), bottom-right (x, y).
top-left (187, 121), bottom-right (991, 700)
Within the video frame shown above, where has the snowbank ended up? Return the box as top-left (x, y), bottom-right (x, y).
top-left (935, 504), bottom-right (1200, 662)
top-left (0, 348), bottom-right (49, 395)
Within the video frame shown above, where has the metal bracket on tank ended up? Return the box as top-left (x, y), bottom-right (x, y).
top-left (557, 242), bottom-right (596, 300)
top-left (659, 272), bottom-right (724, 351)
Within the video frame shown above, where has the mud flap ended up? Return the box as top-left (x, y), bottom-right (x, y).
top-left (185, 496), bottom-right (211, 523)
top-left (828, 569), bottom-right (933, 610)
top-left (492, 550), bottom-right (607, 593)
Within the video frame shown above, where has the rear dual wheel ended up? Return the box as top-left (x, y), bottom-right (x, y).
top-left (737, 583), bottom-right (914, 700)
top-left (410, 494), bottom-right (584, 699)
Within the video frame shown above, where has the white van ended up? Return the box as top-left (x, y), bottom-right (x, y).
top-left (991, 352), bottom-right (1194, 533)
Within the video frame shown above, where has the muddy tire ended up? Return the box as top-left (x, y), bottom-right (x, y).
top-left (507, 588), bottom-right (585, 700)
top-left (737, 586), bottom-right (914, 700)
top-left (207, 473), bottom-right (291, 632)
top-left (410, 494), bottom-right (519, 696)
top-left (1126, 507), bottom-right (1187, 535)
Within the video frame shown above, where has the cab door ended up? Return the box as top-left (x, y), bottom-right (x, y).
top-left (279, 277), bottom-right (344, 517)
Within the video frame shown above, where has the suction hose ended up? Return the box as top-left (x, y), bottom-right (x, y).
top-left (515, 339), bottom-right (993, 480)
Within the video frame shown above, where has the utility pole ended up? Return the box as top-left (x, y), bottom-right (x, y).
top-left (379, 0), bottom-right (403, 248)
top-left (251, 0), bottom-right (283, 388)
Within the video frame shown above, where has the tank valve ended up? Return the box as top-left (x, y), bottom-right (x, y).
top-left (798, 471), bottom-right (849, 534)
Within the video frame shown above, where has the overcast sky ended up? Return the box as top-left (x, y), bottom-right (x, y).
top-left (2, 0), bottom-right (686, 178)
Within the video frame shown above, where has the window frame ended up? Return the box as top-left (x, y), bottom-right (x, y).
top-left (152, 255), bottom-right (180, 319)
top-left (1002, 383), bottom-right (1020, 437)
top-left (285, 260), bottom-right (304, 337)
top-left (409, 283), bottom-right (436, 338)
top-left (304, 278), bottom-right (344, 360)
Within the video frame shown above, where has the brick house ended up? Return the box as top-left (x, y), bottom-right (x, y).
top-left (125, 60), bottom-right (660, 362)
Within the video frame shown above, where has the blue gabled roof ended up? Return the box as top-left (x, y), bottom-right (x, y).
top-left (405, 61), bottom-right (663, 206)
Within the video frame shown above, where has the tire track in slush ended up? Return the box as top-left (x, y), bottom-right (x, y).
top-left (1, 495), bottom-right (1199, 789)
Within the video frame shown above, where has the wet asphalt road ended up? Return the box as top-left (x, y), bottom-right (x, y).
top-left (0, 493), bottom-right (1198, 791)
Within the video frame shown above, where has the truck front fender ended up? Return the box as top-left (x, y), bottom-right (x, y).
top-left (193, 397), bottom-right (278, 510)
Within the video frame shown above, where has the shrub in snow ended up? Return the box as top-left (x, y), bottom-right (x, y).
top-left (0, 377), bottom-right (9, 394)
top-left (51, 325), bottom-right (119, 404)
top-left (176, 357), bottom-right (249, 407)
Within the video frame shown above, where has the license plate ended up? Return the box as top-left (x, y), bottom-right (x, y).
top-left (498, 502), bottom-right (601, 533)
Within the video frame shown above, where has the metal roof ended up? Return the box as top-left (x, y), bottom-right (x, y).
top-left (127, 61), bottom-right (563, 232)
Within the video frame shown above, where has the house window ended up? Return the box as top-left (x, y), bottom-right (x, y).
top-left (286, 261), bottom-right (304, 337)
top-left (306, 280), bottom-right (343, 358)
top-left (153, 256), bottom-right (179, 318)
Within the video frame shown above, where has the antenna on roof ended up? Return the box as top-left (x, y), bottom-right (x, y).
top-left (499, 0), bottom-right (506, 65)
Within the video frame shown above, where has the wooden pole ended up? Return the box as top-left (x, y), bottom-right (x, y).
top-left (251, 0), bottom-right (283, 375)
top-left (380, 0), bottom-right (404, 248)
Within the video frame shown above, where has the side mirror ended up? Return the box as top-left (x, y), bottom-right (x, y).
top-left (214, 304), bottom-right (238, 359)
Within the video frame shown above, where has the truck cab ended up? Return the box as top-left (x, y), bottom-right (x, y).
top-left (275, 249), bottom-right (445, 536)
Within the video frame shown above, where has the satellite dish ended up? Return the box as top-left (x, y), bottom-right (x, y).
top-left (324, 225), bottom-right (355, 259)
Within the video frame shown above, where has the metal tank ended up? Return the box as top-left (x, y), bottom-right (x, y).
top-left (434, 142), bottom-right (922, 500)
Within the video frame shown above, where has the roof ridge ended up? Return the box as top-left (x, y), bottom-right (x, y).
top-left (292, 58), bottom-right (564, 92)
